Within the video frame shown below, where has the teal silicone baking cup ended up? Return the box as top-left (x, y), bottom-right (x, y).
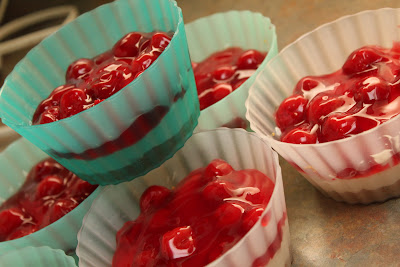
top-left (0, 246), bottom-right (76, 267)
top-left (0, 0), bottom-right (199, 185)
top-left (0, 137), bottom-right (101, 256)
top-left (185, 11), bottom-right (277, 131)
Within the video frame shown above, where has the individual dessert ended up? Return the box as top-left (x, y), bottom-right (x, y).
top-left (246, 8), bottom-right (400, 203)
top-left (185, 11), bottom-right (278, 132)
top-left (33, 31), bottom-right (173, 125)
top-left (113, 159), bottom-right (276, 266)
top-left (0, 158), bottom-right (97, 241)
top-left (193, 47), bottom-right (266, 111)
top-left (76, 129), bottom-right (290, 267)
top-left (276, 44), bottom-right (400, 145)
top-left (273, 44), bottom-right (400, 180)
top-left (0, 0), bottom-right (199, 186)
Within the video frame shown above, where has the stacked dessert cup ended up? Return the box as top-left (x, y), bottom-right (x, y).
top-left (185, 10), bottom-right (278, 131)
top-left (0, 0), bottom-right (291, 266)
top-left (0, 137), bottom-right (100, 257)
top-left (246, 8), bottom-right (400, 204)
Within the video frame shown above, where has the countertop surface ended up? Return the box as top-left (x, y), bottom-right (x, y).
top-left (1, 1), bottom-right (400, 266)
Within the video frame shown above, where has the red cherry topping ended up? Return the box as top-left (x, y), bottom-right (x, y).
top-left (89, 69), bottom-right (125, 99)
top-left (151, 32), bottom-right (172, 50)
top-left (204, 158), bottom-right (234, 178)
top-left (50, 199), bottom-right (78, 222)
top-left (36, 175), bottom-right (64, 198)
top-left (237, 49), bottom-right (265, 70)
top-left (0, 158), bottom-right (97, 241)
top-left (212, 66), bottom-right (235, 81)
top-left (214, 202), bottom-right (243, 227)
top-left (113, 32), bottom-right (142, 58)
top-left (59, 88), bottom-right (90, 118)
top-left (37, 107), bottom-right (60, 124)
top-left (307, 93), bottom-right (346, 124)
top-left (356, 77), bottom-right (390, 104)
top-left (135, 52), bottom-right (159, 70)
top-left (113, 159), bottom-right (276, 267)
top-left (281, 125), bottom-right (318, 144)
top-left (93, 51), bottom-right (113, 65)
top-left (66, 58), bottom-right (94, 82)
top-left (202, 181), bottom-right (230, 202)
top-left (342, 47), bottom-right (387, 75)
top-left (276, 43), bottom-right (400, 144)
top-left (6, 224), bottom-right (38, 241)
top-left (33, 31), bottom-right (173, 125)
top-left (320, 113), bottom-right (358, 142)
top-left (161, 226), bottom-right (196, 259)
top-left (0, 208), bottom-right (25, 240)
top-left (295, 77), bottom-right (320, 92)
top-left (139, 185), bottom-right (171, 213)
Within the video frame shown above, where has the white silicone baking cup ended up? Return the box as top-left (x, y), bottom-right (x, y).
top-left (0, 137), bottom-right (101, 255)
top-left (185, 10), bottom-right (278, 131)
top-left (246, 8), bottom-right (400, 204)
top-left (0, 246), bottom-right (76, 267)
top-left (76, 128), bottom-right (290, 267)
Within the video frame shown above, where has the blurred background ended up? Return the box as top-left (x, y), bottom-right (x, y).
top-left (2, 0), bottom-right (400, 83)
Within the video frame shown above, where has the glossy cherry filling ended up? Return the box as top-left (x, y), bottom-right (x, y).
top-left (113, 159), bottom-right (277, 267)
top-left (0, 158), bottom-right (97, 241)
top-left (32, 31), bottom-right (173, 125)
top-left (275, 44), bottom-right (400, 145)
top-left (193, 47), bottom-right (266, 111)
top-left (32, 31), bottom-right (178, 160)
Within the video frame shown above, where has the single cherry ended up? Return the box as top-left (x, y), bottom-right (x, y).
top-left (275, 95), bottom-right (308, 131)
top-left (161, 226), bottom-right (196, 259)
top-left (139, 185), bottom-right (171, 213)
top-left (214, 202), bottom-right (243, 227)
top-left (50, 199), bottom-right (78, 222)
top-left (342, 47), bottom-right (386, 75)
top-left (151, 32), bottom-right (172, 50)
top-left (294, 77), bottom-right (320, 92)
top-left (281, 125), bottom-right (318, 144)
top-left (59, 88), bottom-right (90, 118)
top-left (204, 158), bottom-right (234, 178)
top-left (320, 113), bottom-right (358, 142)
top-left (212, 66), bottom-right (235, 81)
top-left (237, 49), bottom-right (265, 69)
top-left (113, 32), bottom-right (142, 58)
top-left (193, 47), bottom-right (266, 111)
top-left (307, 93), bottom-right (346, 124)
top-left (66, 58), bottom-right (94, 82)
top-left (36, 175), bottom-right (64, 199)
top-left (0, 208), bottom-right (25, 239)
